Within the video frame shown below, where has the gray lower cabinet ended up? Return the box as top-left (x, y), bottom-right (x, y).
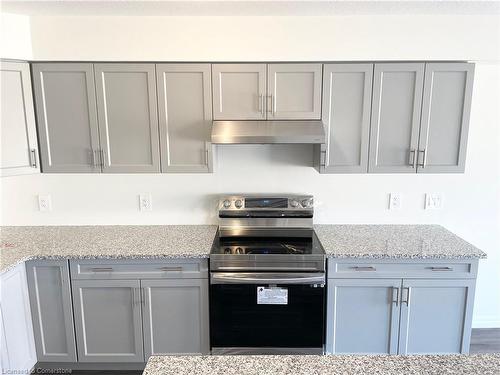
top-left (72, 279), bottom-right (144, 362)
top-left (368, 63), bottom-right (425, 173)
top-left (0, 61), bottom-right (39, 177)
top-left (320, 64), bottom-right (373, 173)
top-left (32, 63), bottom-right (101, 173)
top-left (398, 279), bottom-right (475, 354)
top-left (267, 63), bottom-right (322, 120)
top-left (156, 64), bottom-right (213, 172)
top-left (94, 63), bottom-right (160, 173)
top-left (25, 260), bottom-right (77, 362)
top-left (212, 64), bottom-right (266, 120)
top-left (417, 63), bottom-right (474, 173)
top-left (326, 279), bottom-right (401, 354)
top-left (142, 279), bottom-right (209, 358)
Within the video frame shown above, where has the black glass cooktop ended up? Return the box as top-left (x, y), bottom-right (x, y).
top-left (211, 232), bottom-right (325, 255)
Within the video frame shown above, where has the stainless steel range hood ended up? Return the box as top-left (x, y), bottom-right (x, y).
top-left (211, 120), bottom-right (326, 144)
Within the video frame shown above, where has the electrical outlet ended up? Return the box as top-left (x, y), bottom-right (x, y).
top-left (139, 193), bottom-right (152, 211)
top-left (38, 194), bottom-right (52, 212)
top-left (388, 193), bottom-right (402, 210)
top-left (425, 193), bottom-right (443, 210)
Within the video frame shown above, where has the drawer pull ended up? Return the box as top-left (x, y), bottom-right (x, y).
top-left (428, 266), bottom-right (453, 271)
top-left (351, 266), bottom-right (376, 271)
top-left (90, 267), bottom-right (113, 272)
top-left (159, 266), bottom-right (183, 272)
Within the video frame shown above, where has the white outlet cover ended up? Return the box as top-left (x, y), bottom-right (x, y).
top-left (139, 193), bottom-right (152, 211)
top-left (425, 193), bottom-right (443, 210)
top-left (388, 193), bottom-right (402, 210)
top-left (38, 194), bottom-right (52, 212)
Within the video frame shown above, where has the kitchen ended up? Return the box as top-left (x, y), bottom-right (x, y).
top-left (1, 1), bottom-right (499, 374)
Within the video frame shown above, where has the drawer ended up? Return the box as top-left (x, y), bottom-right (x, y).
top-left (328, 258), bottom-right (478, 279)
top-left (70, 258), bottom-right (208, 280)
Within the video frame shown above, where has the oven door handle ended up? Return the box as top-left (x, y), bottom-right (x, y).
top-left (210, 272), bottom-right (325, 285)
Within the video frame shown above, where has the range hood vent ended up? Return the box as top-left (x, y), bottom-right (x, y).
top-left (211, 120), bottom-right (326, 144)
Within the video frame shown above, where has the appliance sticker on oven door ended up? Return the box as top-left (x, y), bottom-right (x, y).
top-left (257, 286), bottom-right (288, 305)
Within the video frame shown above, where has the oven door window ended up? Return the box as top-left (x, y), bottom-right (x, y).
top-left (210, 283), bottom-right (325, 348)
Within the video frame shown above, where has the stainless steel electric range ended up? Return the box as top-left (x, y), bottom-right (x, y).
top-left (209, 195), bottom-right (326, 355)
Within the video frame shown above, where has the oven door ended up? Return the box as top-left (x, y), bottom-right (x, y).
top-left (209, 272), bottom-right (325, 354)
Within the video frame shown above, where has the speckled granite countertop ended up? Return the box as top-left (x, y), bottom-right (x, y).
top-left (0, 225), bottom-right (217, 274)
top-left (143, 354), bottom-right (500, 375)
top-left (314, 225), bottom-right (486, 259)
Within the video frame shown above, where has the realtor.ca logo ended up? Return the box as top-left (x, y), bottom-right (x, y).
top-left (2, 369), bottom-right (72, 374)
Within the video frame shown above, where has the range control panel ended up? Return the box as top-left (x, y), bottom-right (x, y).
top-left (219, 195), bottom-right (314, 211)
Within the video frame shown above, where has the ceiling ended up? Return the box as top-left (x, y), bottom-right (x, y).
top-left (1, 0), bottom-right (499, 17)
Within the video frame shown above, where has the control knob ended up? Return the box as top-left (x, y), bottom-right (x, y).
top-left (301, 198), bottom-right (313, 208)
top-left (290, 199), bottom-right (300, 208)
top-left (223, 199), bottom-right (232, 208)
top-left (235, 199), bottom-right (243, 208)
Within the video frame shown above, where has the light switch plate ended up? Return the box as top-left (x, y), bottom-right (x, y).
top-left (425, 193), bottom-right (443, 210)
top-left (38, 194), bottom-right (52, 212)
top-left (139, 193), bottom-right (152, 211)
top-left (388, 193), bottom-right (402, 210)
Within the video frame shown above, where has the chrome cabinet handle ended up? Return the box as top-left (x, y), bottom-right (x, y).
top-left (90, 267), bottom-right (113, 272)
top-left (91, 149), bottom-right (99, 168)
top-left (409, 149), bottom-right (417, 168)
top-left (159, 266), bottom-right (183, 272)
top-left (29, 149), bottom-right (37, 168)
top-left (351, 266), bottom-right (376, 271)
top-left (402, 287), bottom-right (411, 306)
top-left (392, 287), bottom-right (400, 306)
top-left (100, 149), bottom-right (105, 167)
top-left (267, 95), bottom-right (272, 114)
top-left (418, 149), bottom-right (427, 168)
top-left (258, 94), bottom-right (265, 116)
top-left (319, 150), bottom-right (327, 167)
top-left (271, 94), bottom-right (276, 114)
top-left (428, 266), bottom-right (453, 271)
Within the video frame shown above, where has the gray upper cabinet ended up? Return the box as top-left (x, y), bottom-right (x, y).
top-left (0, 61), bottom-right (39, 177)
top-left (369, 63), bottom-right (425, 173)
top-left (267, 63), bottom-right (322, 120)
top-left (156, 64), bottom-right (213, 173)
top-left (320, 64), bottom-right (373, 173)
top-left (326, 278), bottom-right (401, 354)
top-left (141, 279), bottom-right (209, 358)
top-left (32, 63), bottom-right (101, 173)
top-left (417, 63), bottom-right (474, 173)
top-left (398, 279), bottom-right (475, 354)
top-left (72, 279), bottom-right (144, 362)
top-left (25, 260), bottom-right (77, 362)
top-left (94, 64), bottom-right (160, 173)
top-left (212, 64), bottom-right (266, 120)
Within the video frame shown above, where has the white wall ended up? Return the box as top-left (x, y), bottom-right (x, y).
top-left (0, 13), bottom-right (32, 59)
top-left (0, 14), bottom-right (499, 328)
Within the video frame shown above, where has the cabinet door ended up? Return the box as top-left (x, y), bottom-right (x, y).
top-left (368, 63), bottom-right (424, 173)
top-left (0, 61), bottom-right (39, 177)
top-left (142, 279), bottom-right (209, 358)
top-left (157, 64), bottom-right (213, 172)
top-left (95, 64), bottom-right (160, 173)
top-left (32, 63), bottom-right (101, 173)
top-left (25, 260), bottom-right (77, 362)
top-left (417, 63), bottom-right (474, 173)
top-left (267, 63), bottom-right (322, 120)
top-left (326, 279), bottom-right (401, 354)
top-left (0, 264), bottom-right (36, 371)
top-left (72, 279), bottom-right (144, 362)
top-left (212, 64), bottom-right (266, 120)
top-left (321, 64), bottom-right (373, 173)
top-left (399, 279), bottom-right (475, 354)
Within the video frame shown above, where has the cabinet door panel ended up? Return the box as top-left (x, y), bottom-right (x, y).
top-left (142, 279), bottom-right (209, 358)
top-left (326, 279), bottom-right (401, 354)
top-left (212, 64), bottom-right (266, 120)
top-left (26, 260), bottom-right (77, 362)
top-left (268, 63), bottom-right (322, 120)
top-left (399, 279), bottom-right (475, 354)
top-left (157, 64), bottom-right (213, 172)
top-left (32, 63), bottom-right (100, 173)
top-left (95, 64), bottom-right (160, 173)
top-left (72, 279), bottom-right (144, 362)
top-left (369, 63), bottom-right (424, 173)
top-left (417, 63), bottom-right (474, 173)
top-left (0, 61), bottom-right (39, 176)
top-left (321, 64), bottom-right (373, 173)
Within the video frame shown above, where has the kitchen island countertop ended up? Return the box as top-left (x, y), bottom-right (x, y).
top-left (143, 354), bottom-right (500, 375)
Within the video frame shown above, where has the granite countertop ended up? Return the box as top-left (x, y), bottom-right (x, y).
top-left (314, 225), bottom-right (486, 259)
top-left (143, 354), bottom-right (500, 375)
top-left (0, 225), bottom-right (218, 274)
